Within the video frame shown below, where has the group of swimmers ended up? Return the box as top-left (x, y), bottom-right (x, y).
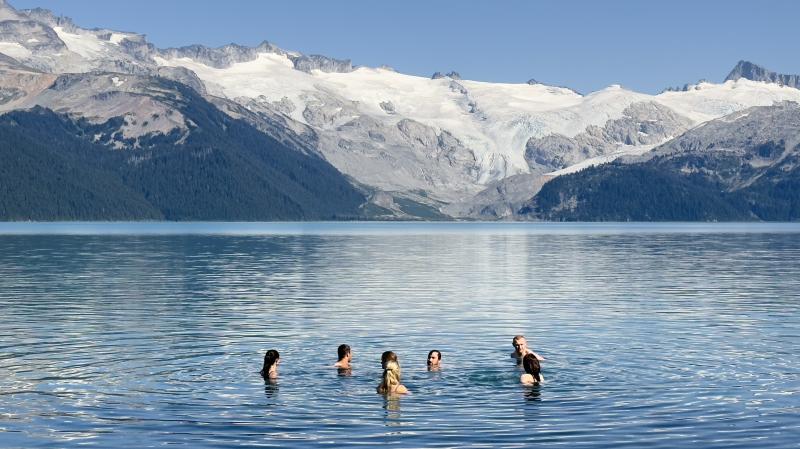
top-left (260, 335), bottom-right (544, 393)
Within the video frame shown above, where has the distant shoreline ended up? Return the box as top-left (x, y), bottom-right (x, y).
top-left (1, 221), bottom-right (799, 236)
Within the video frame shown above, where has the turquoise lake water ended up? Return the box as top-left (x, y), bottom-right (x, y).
top-left (1, 223), bottom-right (798, 448)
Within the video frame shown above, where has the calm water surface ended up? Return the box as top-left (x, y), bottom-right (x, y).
top-left (1, 223), bottom-right (798, 448)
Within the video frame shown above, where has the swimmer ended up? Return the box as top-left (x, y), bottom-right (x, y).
top-left (333, 344), bottom-right (352, 369)
top-left (377, 351), bottom-right (409, 395)
top-left (520, 353), bottom-right (544, 385)
top-left (511, 335), bottom-right (544, 363)
top-left (260, 349), bottom-right (280, 379)
top-left (427, 350), bottom-right (442, 371)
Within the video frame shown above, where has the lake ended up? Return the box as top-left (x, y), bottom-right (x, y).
top-left (1, 222), bottom-right (798, 448)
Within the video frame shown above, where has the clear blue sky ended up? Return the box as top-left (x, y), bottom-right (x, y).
top-left (10, 0), bottom-right (800, 93)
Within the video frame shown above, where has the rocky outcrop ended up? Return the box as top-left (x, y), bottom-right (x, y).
top-left (291, 54), bottom-right (352, 73)
top-left (158, 42), bottom-right (283, 69)
top-left (725, 60), bottom-right (800, 89)
top-left (525, 102), bottom-right (693, 171)
top-left (523, 102), bottom-right (800, 221)
top-left (431, 71), bottom-right (461, 80)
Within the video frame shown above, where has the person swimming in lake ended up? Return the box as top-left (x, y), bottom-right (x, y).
top-left (377, 351), bottom-right (409, 395)
top-left (511, 335), bottom-right (544, 363)
top-left (260, 349), bottom-right (280, 379)
top-left (520, 353), bottom-right (544, 385)
top-left (427, 350), bottom-right (442, 371)
top-left (334, 344), bottom-right (352, 370)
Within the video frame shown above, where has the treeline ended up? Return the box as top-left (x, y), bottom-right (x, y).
top-left (0, 85), bottom-right (366, 221)
top-left (524, 158), bottom-right (800, 221)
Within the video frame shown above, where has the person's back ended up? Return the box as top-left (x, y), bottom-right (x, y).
top-left (260, 349), bottom-right (280, 379)
top-left (334, 344), bottom-right (352, 369)
top-left (377, 351), bottom-right (409, 394)
top-left (520, 353), bottom-right (544, 385)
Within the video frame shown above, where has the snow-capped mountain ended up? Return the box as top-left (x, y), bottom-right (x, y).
top-left (523, 101), bottom-right (800, 221)
top-left (1, 0), bottom-right (800, 219)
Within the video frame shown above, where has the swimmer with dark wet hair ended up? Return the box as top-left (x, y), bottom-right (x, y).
top-left (377, 351), bottom-right (409, 394)
top-left (511, 335), bottom-right (544, 363)
top-left (520, 353), bottom-right (544, 385)
top-left (334, 344), bottom-right (352, 369)
top-left (260, 349), bottom-right (280, 379)
top-left (427, 350), bottom-right (442, 370)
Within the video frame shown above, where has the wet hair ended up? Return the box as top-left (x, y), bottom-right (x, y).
top-left (338, 344), bottom-right (351, 361)
top-left (427, 350), bottom-right (442, 364)
top-left (381, 350), bottom-right (397, 366)
top-left (379, 360), bottom-right (402, 394)
top-left (513, 335), bottom-right (525, 348)
top-left (522, 353), bottom-right (541, 383)
top-left (260, 349), bottom-right (280, 377)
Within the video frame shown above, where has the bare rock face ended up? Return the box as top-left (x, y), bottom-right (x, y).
top-left (26, 72), bottom-right (190, 145)
top-left (0, 0), bottom-right (23, 21)
top-left (158, 43), bottom-right (354, 74)
top-left (379, 101), bottom-right (395, 114)
top-left (0, 20), bottom-right (65, 52)
top-left (726, 60), bottom-right (800, 89)
top-left (291, 54), bottom-right (352, 73)
top-left (302, 93), bottom-right (359, 129)
top-left (431, 71), bottom-right (461, 80)
top-left (158, 42), bottom-right (281, 69)
top-left (641, 101), bottom-right (800, 192)
top-left (442, 172), bottom-right (552, 219)
top-left (397, 118), bottom-right (439, 149)
top-left (524, 102), bottom-right (693, 171)
top-left (156, 66), bottom-right (207, 95)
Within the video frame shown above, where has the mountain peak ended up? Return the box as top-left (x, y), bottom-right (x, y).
top-left (725, 60), bottom-right (800, 89)
top-left (0, 0), bottom-right (23, 21)
top-left (726, 60), bottom-right (767, 81)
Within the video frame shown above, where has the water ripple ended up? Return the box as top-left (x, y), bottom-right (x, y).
top-left (0, 224), bottom-right (799, 448)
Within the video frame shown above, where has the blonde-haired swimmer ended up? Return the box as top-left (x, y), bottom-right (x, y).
top-left (377, 351), bottom-right (409, 394)
top-left (520, 353), bottom-right (544, 385)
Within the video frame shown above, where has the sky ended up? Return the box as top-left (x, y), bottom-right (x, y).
top-left (9, 0), bottom-right (800, 94)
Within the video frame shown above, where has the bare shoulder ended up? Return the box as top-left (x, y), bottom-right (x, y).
top-left (396, 385), bottom-right (409, 394)
top-left (520, 373), bottom-right (535, 385)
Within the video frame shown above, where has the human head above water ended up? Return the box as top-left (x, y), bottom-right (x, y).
top-left (261, 349), bottom-right (280, 376)
top-left (381, 350), bottom-right (398, 368)
top-left (522, 353), bottom-right (541, 383)
top-left (379, 356), bottom-right (402, 394)
top-left (338, 344), bottom-right (351, 362)
top-left (427, 350), bottom-right (442, 367)
top-left (513, 335), bottom-right (527, 351)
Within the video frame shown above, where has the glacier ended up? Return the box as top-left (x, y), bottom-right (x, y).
top-left (1, 0), bottom-right (800, 218)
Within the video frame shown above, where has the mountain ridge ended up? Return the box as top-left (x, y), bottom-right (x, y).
top-left (1, 0), bottom-right (800, 220)
top-left (726, 60), bottom-right (800, 89)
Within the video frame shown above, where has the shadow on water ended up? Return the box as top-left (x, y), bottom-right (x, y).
top-left (524, 384), bottom-right (543, 402)
top-left (382, 395), bottom-right (403, 426)
top-left (263, 379), bottom-right (279, 399)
